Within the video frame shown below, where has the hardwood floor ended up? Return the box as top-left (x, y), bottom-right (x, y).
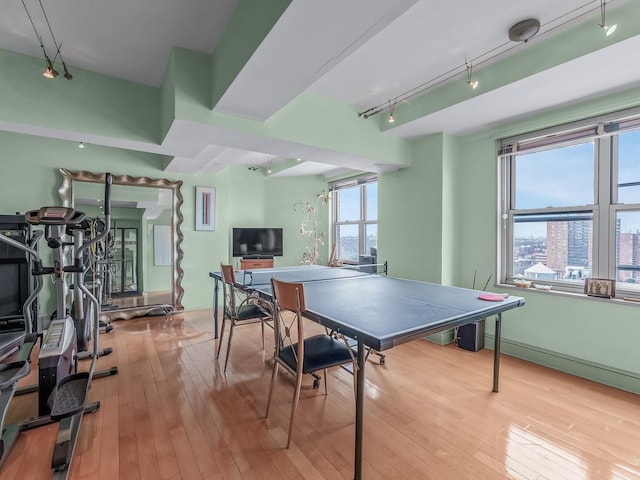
top-left (2, 309), bottom-right (639, 479)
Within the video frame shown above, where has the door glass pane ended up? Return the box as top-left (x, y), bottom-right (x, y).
top-left (616, 210), bottom-right (640, 291)
top-left (336, 224), bottom-right (359, 262)
top-left (515, 142), bottom-right (594, 209)
top-left (512, 212), bottom-right (593, 282)
top-left (617, 130), bottom-right (640, 204)
top-left (366, 183), bottom-right (377, 221)
top-left (338, 187), bottom-right (360, 222)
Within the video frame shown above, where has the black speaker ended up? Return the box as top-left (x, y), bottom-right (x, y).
top-left (456, 319), bottom-right (485, 352)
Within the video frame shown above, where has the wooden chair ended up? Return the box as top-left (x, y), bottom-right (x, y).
top-left (217, 263), bottom-right (272, 373)
top-left (265, 278), bottom-right (356, 448)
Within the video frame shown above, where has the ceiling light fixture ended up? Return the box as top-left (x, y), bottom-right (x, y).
top-left (465, 60), bottom-right (479, 90)
top-left (78, 142), bottom-right (85, 149)
top-left (358, 1), bottom-right (614, 121)
top-left (21, 0), bottom-right (73, 80)
top-left (508, 18), bottom-right (541, 42)
top-left (599, 0), bottom-right (617, 36)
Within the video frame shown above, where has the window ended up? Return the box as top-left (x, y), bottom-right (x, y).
top-left (499, 109), bottom-right (640, 297)
top-left (331, 175), bottom-right (377, 263)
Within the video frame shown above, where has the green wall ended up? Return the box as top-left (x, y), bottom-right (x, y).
top-left (265, 175), bottom-right (330, 267)
top-left (378, 133), bottom-right (444, 283)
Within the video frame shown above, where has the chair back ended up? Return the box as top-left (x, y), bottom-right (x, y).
top-left (220, 263), bottom-right (236, 284)
top-left (220, 263), bottom-right (238, 317)
top-left (271, 278), bottom-right (306, 372)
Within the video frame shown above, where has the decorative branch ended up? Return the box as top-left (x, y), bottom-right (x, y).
top-left (293, 191), bottom-right (330, 265)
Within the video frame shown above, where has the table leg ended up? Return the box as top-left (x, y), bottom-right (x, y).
top-left (354, 339), bottom-right (365, 480)
top-left (213, 279), bottom-right (220, 339)
top-left (493, 313), bottom-right (502, 392)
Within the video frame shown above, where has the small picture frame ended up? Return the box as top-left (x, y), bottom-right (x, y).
top-left (584, 278), bottom-right (615, 298)
top-left (195, 186), bottom-right (215, 231)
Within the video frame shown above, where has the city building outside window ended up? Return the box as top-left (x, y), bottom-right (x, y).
top-left (498, 108), bottom-right (640, 298)
top-left (331, 175), bottom-right (377, 264)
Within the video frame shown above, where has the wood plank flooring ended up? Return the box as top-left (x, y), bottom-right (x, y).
top-left (1, 309), bottom-right (639, 479)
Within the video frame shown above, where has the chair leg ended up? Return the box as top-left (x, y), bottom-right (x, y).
top-left (265, 362), bottom-right (279, 418)
top-left (261, 318), bottom-right (265, 350)
top-left (323, 368), bottom-right (328, 395)
top-left (223, 321), bottom-right (236, 373)
top-left (286, 370), bottom-right (304, 449)
top-left (216, 316), bottom-right (227, 360)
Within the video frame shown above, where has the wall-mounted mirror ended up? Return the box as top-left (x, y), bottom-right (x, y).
top-left (59, 169), bottom-right (184, 320)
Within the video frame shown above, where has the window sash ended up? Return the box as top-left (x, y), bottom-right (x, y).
top-left (331, 176), bottom-right (377, 262)
top-left (499, 109), bottom-right (640, 298)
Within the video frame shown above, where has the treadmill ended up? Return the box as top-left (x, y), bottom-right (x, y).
top-left (0, 214), bottom-right (37, 360)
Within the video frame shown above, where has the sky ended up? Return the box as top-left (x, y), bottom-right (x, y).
top-left (514, 129), bottom-right (640, 238)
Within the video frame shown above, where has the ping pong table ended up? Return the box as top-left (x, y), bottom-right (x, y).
top-left (209, 265), bottom-right (525, 480)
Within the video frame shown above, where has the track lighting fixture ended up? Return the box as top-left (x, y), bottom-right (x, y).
top-left (599, 0), bottom-right (617, 36)
top-left (21, 0), bottom-right (73, 80)
top-left (43, 55), bottom-right (58, 78)
top-left (63, 62), bottom-right (73, 80)
top-left (358, 1), bottom-right (620, 121)
top-left (248, 157), bottom-right (277, 174)
top-left (388, 98), bottom-right (396, 123)
top-left (465, 60), bottom-right (479, 90)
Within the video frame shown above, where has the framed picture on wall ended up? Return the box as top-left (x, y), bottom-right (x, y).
top-left (584, 278), bottom-right (615, 298)
top-left (195, 186), bottom-right (215, 231)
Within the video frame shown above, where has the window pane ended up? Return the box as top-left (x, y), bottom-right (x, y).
top-left (337, 187), bottom-right (360, 222)
top-left (515, 142), bottom-right (594, 209)
top-left (337, 224), bottom-right (359, 262)
top-left (366, 183), bottom-right (377, 221)
top-left (512, 213), bottom-right (593, 282)
top-left (616, 210), bottom-right (640, 290)
top-left (617, 130), bottom-right (640, 204)
top-left (365, 224), bottom-right (377, 256)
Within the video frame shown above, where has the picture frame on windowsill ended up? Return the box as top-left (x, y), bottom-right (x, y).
top-left (584, 278), bottom-right (615, 299)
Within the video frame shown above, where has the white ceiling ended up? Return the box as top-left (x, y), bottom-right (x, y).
top-left (0, 0), bottom-right (638, 177)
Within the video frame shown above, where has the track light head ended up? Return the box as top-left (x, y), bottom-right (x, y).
top-left (388, 113), bottom-right (395, 123)
top-left (600, 22), bottom-right (617, 36)
top-left (43, 66), bottom-right (58, 78)
top-left (43, 57), bottom-right (58, 78)
top-left (63, 62), bottom-right (73, 80)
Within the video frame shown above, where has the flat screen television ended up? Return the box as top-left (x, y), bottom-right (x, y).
top-left (232, 227), bottom-right (283, 257)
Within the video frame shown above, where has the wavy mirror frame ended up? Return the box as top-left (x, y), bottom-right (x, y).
top-left (59, 168), bottom-right (184, 320)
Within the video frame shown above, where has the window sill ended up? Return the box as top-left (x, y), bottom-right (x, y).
top-left (496, 283), bottom-right (640, 307)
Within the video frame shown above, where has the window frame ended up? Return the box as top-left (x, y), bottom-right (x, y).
top-left (331, 174), bottom-right (377, 264)
top-left (498, 107), bottom-right (640, 298)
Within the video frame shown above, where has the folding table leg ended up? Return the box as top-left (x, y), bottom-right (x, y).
top-left (354, 339), bottom-right (366, 480)
top-left (493, 313), bottom-right (502, 392)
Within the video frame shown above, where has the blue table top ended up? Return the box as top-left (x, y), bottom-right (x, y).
top-left (229, 269), bottom-right (524, 352)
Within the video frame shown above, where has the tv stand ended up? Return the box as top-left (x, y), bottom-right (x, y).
top-left (240, 257), bottom-right (274, 270)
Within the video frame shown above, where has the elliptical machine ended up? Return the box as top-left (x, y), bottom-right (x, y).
top-left (0, 173), bottom-right (113, 478)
